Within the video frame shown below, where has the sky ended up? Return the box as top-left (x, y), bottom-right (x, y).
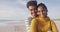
top-left (0, 0), bottom-right (60, 20)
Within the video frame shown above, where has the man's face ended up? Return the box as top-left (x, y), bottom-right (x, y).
top-left (37, 6), bottom-right (47, 18)
top-left (28, 6), bottom-right (36, 17)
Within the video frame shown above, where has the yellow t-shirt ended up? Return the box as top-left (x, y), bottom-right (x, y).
top-left (30, 16), bottom-right (58, 32)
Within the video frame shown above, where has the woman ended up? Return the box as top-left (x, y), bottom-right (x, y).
top-left (30, 3), bottom-right (58, 32)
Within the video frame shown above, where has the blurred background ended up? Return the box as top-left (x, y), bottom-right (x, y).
top-left (0, 0), bottom-right (60, 32)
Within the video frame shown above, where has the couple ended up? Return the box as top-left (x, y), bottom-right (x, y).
top-left (25, 1), bottom-right (58, 32)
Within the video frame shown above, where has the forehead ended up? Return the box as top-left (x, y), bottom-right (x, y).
top-left (38, 6), bottom-right (46, 10)
top-left (29, 6), bottom-right (35, 8)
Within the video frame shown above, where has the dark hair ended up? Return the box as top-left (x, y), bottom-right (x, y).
top-left (26, 1), bottom-right (37, 8)
top-left (37, 3), bottom-right (48, 11)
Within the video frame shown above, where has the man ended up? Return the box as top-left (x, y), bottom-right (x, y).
top-left (25, 0), bottom-right (37, 32)
top-left (30, 3), bottom-right (58, 32)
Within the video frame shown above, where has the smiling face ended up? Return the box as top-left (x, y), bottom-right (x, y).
top-left (37, 6), bottom-right (47, 18)
top-left (28, 6), bottom-right (37, 17)
top-left (28, 6), bottom-right (35, 11)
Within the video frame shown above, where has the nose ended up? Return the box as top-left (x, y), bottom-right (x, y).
top-left (41, 11), bottom-right (43, 15)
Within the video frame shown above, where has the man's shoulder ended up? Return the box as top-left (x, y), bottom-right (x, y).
top-left (25, 16), bottom-right (33, 21)
top-left (26, 16), bottom-right (32, 20)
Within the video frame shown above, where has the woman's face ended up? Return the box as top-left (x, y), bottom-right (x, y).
top-left (37, 6), bottom-right (47, 18)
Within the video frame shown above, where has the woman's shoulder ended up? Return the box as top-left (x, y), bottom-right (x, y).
top-left (31, 17), bottom-right (39, 21)
top-left (50, 20), bottom-right (56, 25)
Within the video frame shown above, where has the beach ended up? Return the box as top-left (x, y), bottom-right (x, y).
top-left (0, 20), bottom-right (59, 32)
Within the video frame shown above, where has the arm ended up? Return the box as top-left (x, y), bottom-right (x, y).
top-left (25, 18), bottom-right (30, 32)
top-left (51, 21), bottom-right (58, 32)
top-left (30, 19), bottom-right (37, 32)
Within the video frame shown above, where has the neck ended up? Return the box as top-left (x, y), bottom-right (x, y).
top-left (38, 16), bottom-right (47, 18)
top-left (30, 15), bottom-right (35, 18)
